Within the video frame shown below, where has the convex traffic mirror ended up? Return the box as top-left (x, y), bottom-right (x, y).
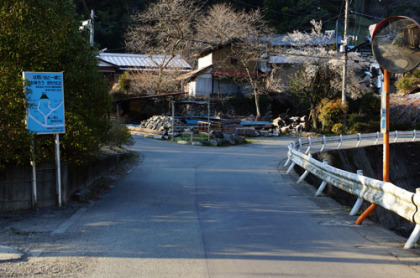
top-left (372, 16), bottom-right (420, 73)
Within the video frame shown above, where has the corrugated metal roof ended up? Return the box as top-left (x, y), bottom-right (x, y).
top-left (98, 53), bottom-right (191, 70)
top-left (177, 65), bottom-right (213, 81)
top-left (263, 34), bottom-right (341, 47)
top-left (269, 55), bottom-right (310, 64)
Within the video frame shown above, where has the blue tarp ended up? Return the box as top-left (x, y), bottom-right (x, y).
top-left (240, 121), bottom-right (270, 126)
top-left (185, 119), bottom-right (199, 125)
top-left (185, 120), bottom-right (270, 126)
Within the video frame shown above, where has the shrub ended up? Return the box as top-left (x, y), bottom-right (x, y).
top-left (348, 92), bottom-right (380, 116)
top-left (396, 68), bottom-right (420, 94)
top-left (349, 122), bottom-right (371, 134)
top-left (347, 113), bottom-right (366, 127)
top-left (106, 124), bottom-right (134, 147)
top-left (119, 71), bottom-right (131, 92)
top-left (0, 1), bottom-right (112, 169)
top-left (347, 113), bottom-right (378, 134)
top-left (390, 121), bottom-right (413, 131)
top-left (317, 98), bottom-right (347, 132)
top-left (212, 93), bottom-right (272, 118)
top-left (332, 123), bottom-right (345, 135)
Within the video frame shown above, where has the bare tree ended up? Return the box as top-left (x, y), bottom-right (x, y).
top-left (195, 3), bottom-right (265, 46)
top-left (125, 0), bottom-right (202, 94)
top-left (128, 71), bottom-right (182, 95)
top-left (195, 4), bottom-right (273, 119)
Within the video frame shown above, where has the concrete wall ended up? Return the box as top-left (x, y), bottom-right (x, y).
top-left (0, 153), bottom-right (132, 212)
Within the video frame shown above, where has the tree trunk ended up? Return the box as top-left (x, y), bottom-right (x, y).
top-left (254, 89), bottom-right (261, 120)
top-left (310, 106), bottom-right (318, 130)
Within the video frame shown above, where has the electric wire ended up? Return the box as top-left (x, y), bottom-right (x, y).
top-left (355, 0), bottom-right (365, 39)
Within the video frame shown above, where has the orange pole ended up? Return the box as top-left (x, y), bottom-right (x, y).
top-left (383, 72), bottom-right (390, 182)
top-left (355, 204), bottom-right (376, 225)
top-left (356, 70), bottom-right (390, 225)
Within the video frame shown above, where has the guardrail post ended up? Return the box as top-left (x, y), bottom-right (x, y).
top-left (297, 154), bottom-right (311, 183)
top-left (413, 129), bottom-right (416, 142)
top-left (349, 170), bottom-right (364, 216)
top-left (404, 224), bottom-right (420, 249)
top-left (394, 130), bottom-right (398, 143)
top-left (404, 188), bottom-right (420, 249)
top-left (337, 135), bottom-right (343, 149)
top-left (320, 135), bottom-right (327, 152)
top-left (286, 162), bottom-right (296, 174)
top-left (356, 133), bottom-right (362, 148)
top-left (285, 147), bottom-right (292, 167)
top-left (315, 159), bottom-right (329, 196)
top-left (305, 136), bottom-right (312, 154)
top-left (375, 131), bottom-right (380, 145)
top-left (284, 142), bottom-right (295, 167)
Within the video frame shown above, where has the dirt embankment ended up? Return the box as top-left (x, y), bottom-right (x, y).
top-left (307, 142), bottom-right (420, 237)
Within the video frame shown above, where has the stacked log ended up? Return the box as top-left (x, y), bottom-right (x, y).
top-left (130, 114), bottom-right (308, 137)
top-left (137, 115), bottom-right (184, 134)
top-left (271, 115), bottom-right (308, 135)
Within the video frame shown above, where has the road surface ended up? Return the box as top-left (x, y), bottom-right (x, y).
top-left (1, 135), bottom-right (419, 277)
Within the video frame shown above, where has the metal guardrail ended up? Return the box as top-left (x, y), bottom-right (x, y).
top-left (285, 130), bottom-right (420, 249)
top-left (294, 130), bottom-right (420, 154)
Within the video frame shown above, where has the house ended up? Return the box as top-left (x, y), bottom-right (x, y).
top-left (261, 32), bottom-right (341, 92)
top-left (177, 41), bottom-right (256, 98)
top-left (179, 32), bottom-right (343, 97)
top-left (98, 52), bottom-right (192, 86)
top-left (263, 31), bottom-right (341, 49)
top-left (348, 39), bottom-right (372, 57)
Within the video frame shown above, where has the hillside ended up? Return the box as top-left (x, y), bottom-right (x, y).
top-left (75, 0), bottom-right (420, 51)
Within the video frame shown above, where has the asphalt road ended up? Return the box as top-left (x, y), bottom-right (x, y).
top-left (2, 135), bottom-right (420, 277)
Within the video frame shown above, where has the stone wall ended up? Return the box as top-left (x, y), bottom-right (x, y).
top-left (0, 153), bottom-right (132, 212)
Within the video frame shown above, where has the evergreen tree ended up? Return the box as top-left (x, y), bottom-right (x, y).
top-left (75, 0), bottom-right (151, 51)
top-left (263, 0), bottom-right (337, 33)
top-left (0, 0), bottom-right (112, 169)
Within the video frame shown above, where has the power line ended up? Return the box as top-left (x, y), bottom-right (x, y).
top-left (350, 10), bottom-right (385, 21)
top-left (355, 0), bottom-right (364, 38)
top-left (227, 0), bottom-right (349, 34)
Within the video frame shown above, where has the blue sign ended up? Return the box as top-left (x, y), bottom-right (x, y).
top-left (380, 91), bottom-right (388, 134)
top-left (24, 72), bottom-right (65, 134)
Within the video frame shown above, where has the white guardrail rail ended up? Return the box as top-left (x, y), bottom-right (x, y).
top-left (285, 130), bottom-right (420, 249)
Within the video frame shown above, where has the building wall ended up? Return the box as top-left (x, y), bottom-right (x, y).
top-left (195, 77), bottom-right (213, 97)
top-left (190, 46), bottom-right (258, 98)
top-left (211, 47), bottom-right (257, 73)
top-left (198, 53), bottom-right (213, 69)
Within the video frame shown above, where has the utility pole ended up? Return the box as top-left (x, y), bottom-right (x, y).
top-left (90, 9), bottom-right (95, 47)
top-left (341, 0), bottom-right (349, 105)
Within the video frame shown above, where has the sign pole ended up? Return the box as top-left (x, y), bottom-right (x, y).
top-left (383, 70), bottom-right (390, 182)
top-left (24, 72), bottom-right (65, 208)
top-left (356, 70), bottom-right (390, 224)
top-left (30, 137), bottom-right (38, 209)
top-left (55, 134), bottom-right (62, 207)
top-left (356, 16), bottom-right (419, 225)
